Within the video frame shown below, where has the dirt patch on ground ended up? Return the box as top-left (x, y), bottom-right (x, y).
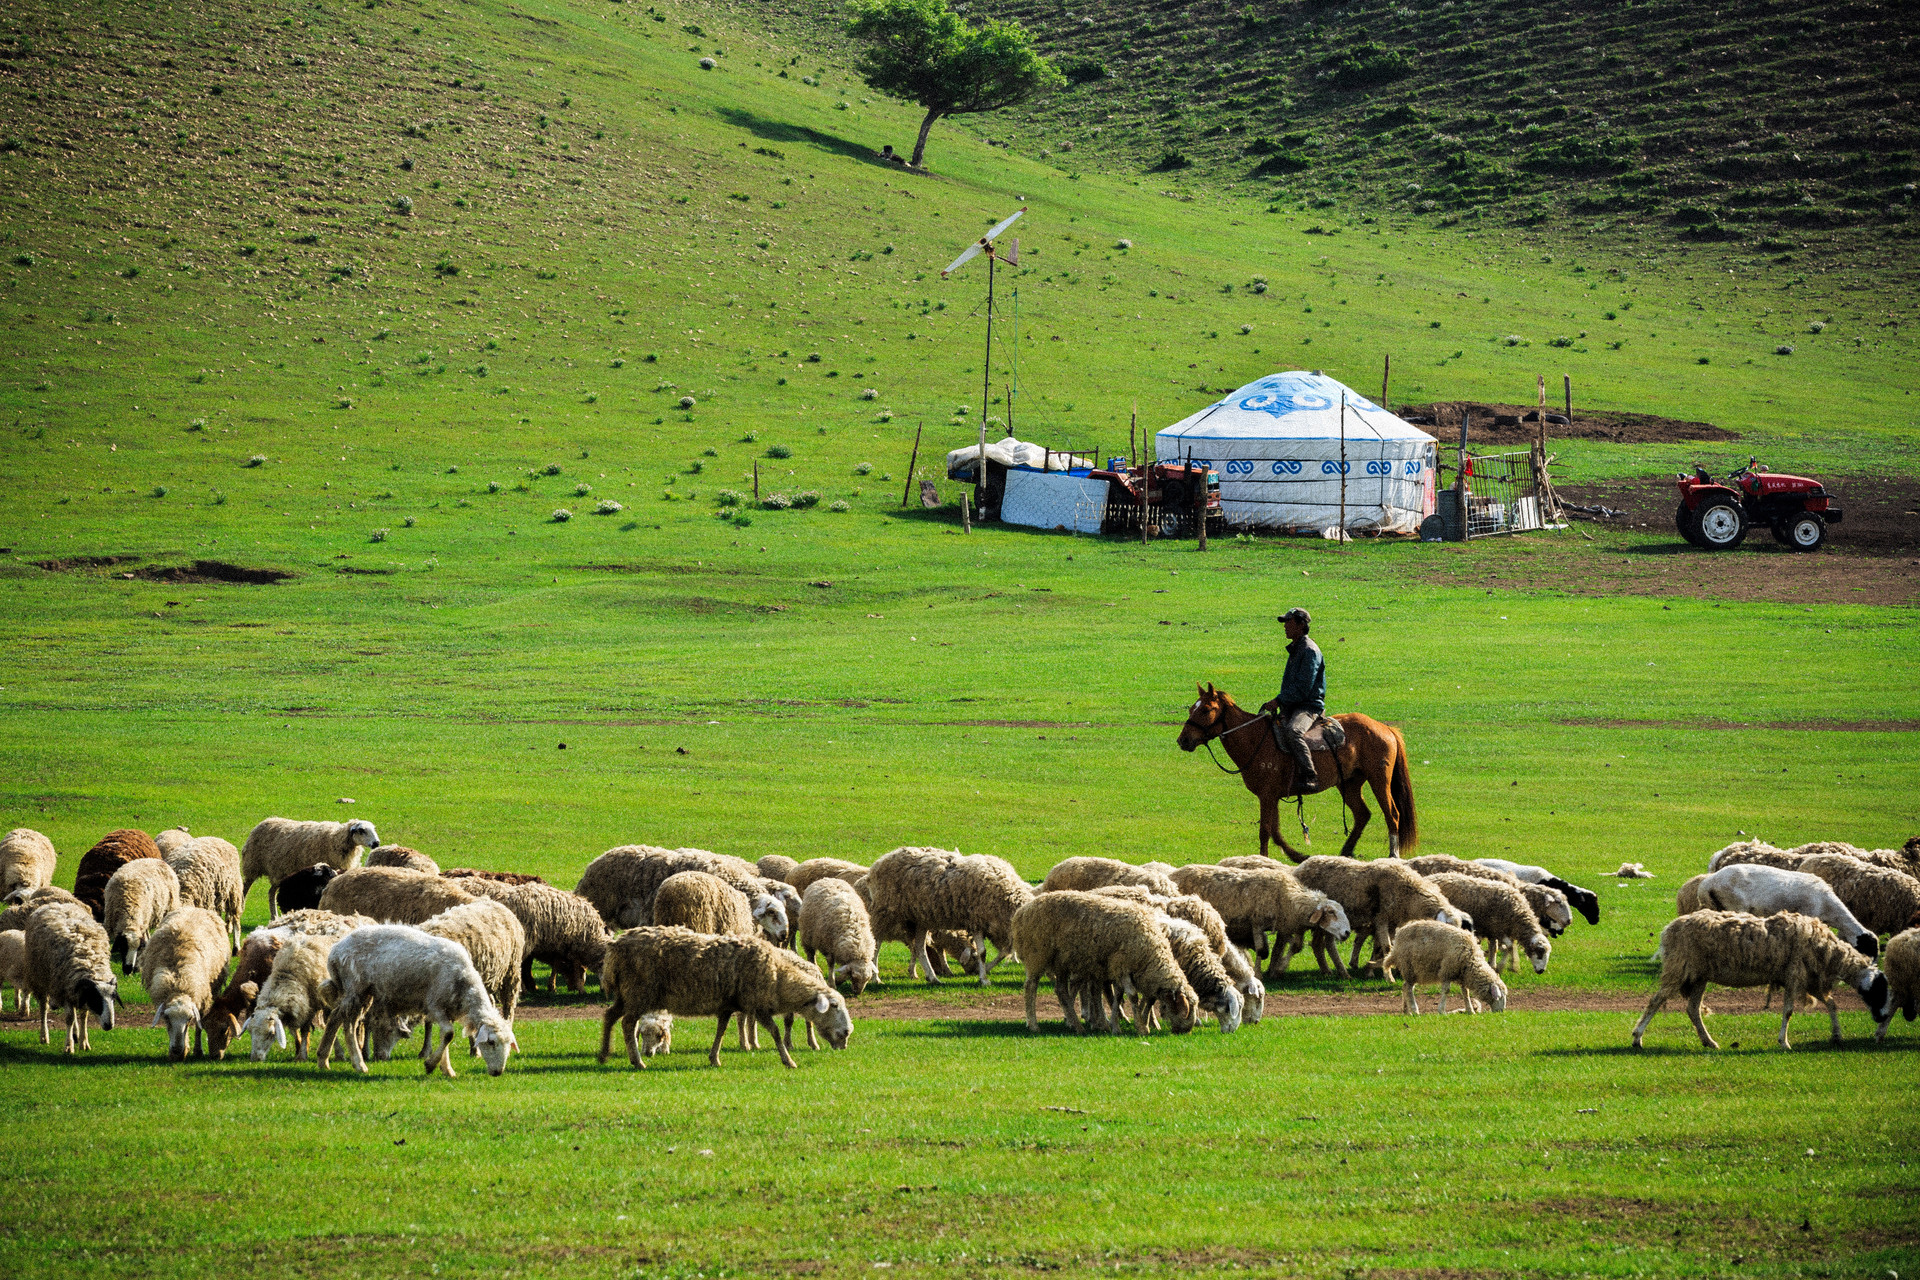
top-left (1561, 717), bottom-right (1920, 732)
top-left (30, 554), bottom-right (143, 571)
top-left (1400, 402), bottom-right (1737, 446)
top-left (34, 557), bottom-right (295, 584)
top-left (1560, 472), bottom-right (1920, 557)
top-left (1440, 544), bottom-right (1920, 606)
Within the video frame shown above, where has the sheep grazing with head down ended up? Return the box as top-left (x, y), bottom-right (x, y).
top-left (1693, 863), bottom-right (1878, 959)
top-left (1795, 855), bottom-right (1920, 937)
top-left (1706, 840), bottom-right (1800, 874)
top-left (154, 826), bottom-right (194, 857)
top-left (1171, 862), bottom-right (1350, 978)
top-left (103, 858), bottom-right (181, 972)
top-left (1087, 884), bottom-right (1263, 1022)
top-left (366, 845), bottom-right (440, 875)
top-left (1633, 909), bottom-right (1892, 1049)
top-left (865, 847), bottom-right (1033, 987)
top-left (758, 854), bottom-right (799, 884)
top-left (202, 929), bottom-right (285, 1060)
top-left (367, 898), bottom-right (526, 1064)
top-left (1874, 928), bottom-right (1920, 1042)
top-left (458, 879), bottom-right (609, 993)
top-left (0, 887), bottom-right (82, 933)
top-left (240, 912), bottom-right (373, 1063)
top-left (1408, 855), bottom-right (1574, 936)
top-left (1041, 856), bottom-right (1181, 899)
top-left (139, 906), bottom-right (234, 1060)
top-left (0, 828), bottom-right (58, 899)
top-left (573, 845), bottom-right (773, 930)
top-left (74, 829), bottom-right (163, 922)
top-left (596, 926), bottom-right (853, 1069)
top-left (1008, 891), bottom-right (1198, 1037)
top-left (653, 871), bottom-right (770, 939)
top-left (317, 924), bottom-right (518, 1077)
top-left (1381, 919), bottom-right (1508, 1015)
top-left (1472, 858), bottom-right (1601, 927)
top-left (1292, 855), bottom-right (1469, 977)
top-left (785, 857), bottom-right (870, 896)
top-left (0, 928), bottom-right (25, 1012)
top-left (1423, 872), bottom-right (1553, 975)
top-left (166, 836), bottom-right (244, 950)
top-left (798, 877), bottom-right (879, 995)
top-left (241, 817), bottom-right (381, 915)
top-left (318, 866), bottom-right (478, 925)
top-left (24, 902), bottom-right (119, 1052)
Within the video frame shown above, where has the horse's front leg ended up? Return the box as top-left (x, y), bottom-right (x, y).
top-left (1338, 779), bottom-right (1372, 859)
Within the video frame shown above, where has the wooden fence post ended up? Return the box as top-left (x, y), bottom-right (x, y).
top-left (752, 460), bottom-right (759, 501)
top-left (960, 491), bottom-right (971, 534)
top-left (900, 423), bottom-right (923, 507)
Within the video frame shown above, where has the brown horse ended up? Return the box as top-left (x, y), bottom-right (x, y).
top-left (1176, 683), bottom-right (1418, 861)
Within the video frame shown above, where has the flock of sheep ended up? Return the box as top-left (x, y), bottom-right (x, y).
top-left (1, 818), bottom-right (1915, 1077)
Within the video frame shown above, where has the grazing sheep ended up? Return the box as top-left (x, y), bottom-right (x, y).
top-left (1796, 855), bottom-right (1920, 937)
top-left (798, 878), bottom-right (879, 994)
top-left (370, 899), bottom-right (526, 1063)
top-left (264, 908), bottom-right (374, 938)
top-left (166, 836), bottom-right (244, 949)
top-left (1632, 910), bottom-right (1892, 1049)
top-left (154, 826), bottom-right (195, 857)
top-left (762, 879), bottom-right (805, 950)
top-left (865, 847), bottom-right (1033, 987)
top-left (23, 902), bottom-right (119, 1052)
top-left (0, 929), bottom-right (26, 1012)
top-left (596, 927), bottom-right (853, 1069)
top-left (444, 868), bottom-right (549, 887)
top-left (758, 854), bottom-right (799, 883)
top-left (1874, 928), bottom-right (1919, 1041)
top-left (1170, 863), bottom-right (1350, 978)
top-left (785, 857), bottom-right (870, 896)
top-left (1040, 857), bottom-right (1181, 898)
top-left (1850, 841), bottom-right (1920, 882)
top-left (139, 906), bottom-right (234, 1060)
top-left (1381, 919), bottom-right (1508, 1015)
top-left (1292, 855), bottom-right (1470, 977)
top-left (74, 829), bottom-right (163, 922)
top-left (0, 887), bottom-right (82, 933)
top-left (1472, 858), bottom-right (1601, 926)
top-left (460, 879), bottom-right (609, 993)
top-left (1677, 874), bottom-right (1709, 915)
top-left (275, 864), bottom-right (340, 914)
top-left (366, 845), bottom-right (441, 875)
top-left (243, 935), bottom-right (336, 1062)
top-left (1008, 892), bottom-right (1197, 1037)
top-left (318, 866), bottom-right (478, 925)
top-left (573, 845), bottom-right (769, 929)
top-left (202, 929), bottom-right (285, 1060)
top-left (1706, 840), bottom-right (1800, 874)
top-left (639, 1010), bottom-right (673, 1058)
top-left (1423, 872), bottom-right (1552, 975)
top-left (1155, 917), bottom-right (1242, 1032)
top-left (241, 817), bottom-right (381, 916)
top-left (653, 871), bottom-right (759, 937)
top-left (103, 858), bottom-right (181, 971)
top-left (0, 828), bottom-right (58, 898)
top-left (1694, 863), bottom-right (1878, 959)
top-left (317, 925), bottom-right (518, 1077)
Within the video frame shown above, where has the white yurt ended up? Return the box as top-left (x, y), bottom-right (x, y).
top-left (1155, 370), bottom-right (1438, 534)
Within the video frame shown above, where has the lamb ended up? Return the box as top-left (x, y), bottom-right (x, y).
top-left (368, 899), bottom-right (526, 1063)
top-left (1085, 886), bottom-right (1264, 1022)
top-left (275, 864), bottom-right (340, 913)
top-left (1007, 891), bottom-right (1197, 1036)
top-left (166, 836), bottom-right (244, 949)
top-left (1632, 910), bottom-right (1893, 1049)
top-left (202, 929), bottom-right (284, 1059)
top-left (1693, 863), bottom-right (1878, 959)
top-left (1796, 855), bottom-right (1920, 937)
top-left (153, 826), bottom-right (195, 856)
top-left (240, 817), bottom-right (381, 915)
top-left (1040, 857), bottom-right (1181, 898)
top-left (1874, 928), bottom-right (1919, 1041)
top-left (103, 857), bottom-right (181, 971)
top-left (638, 1010), bottom-right (673, 1058)
top-left (74, 828), bottom-right (163, 922)
top-left (757, 854), bottom-right (799, 883)
top-left (798, 877), bottom-right (879, 994)
top-left (0, 929), bottom-right (26, 1012)
top-left (1170, 862), bottom-right (1350, 978)
top-left (596, 926), bottom-right (853, 1069)
top-left (139, 905), bottom-right (234, 1060)
top-left (1706, 840), bottom-right (1800, 874)
top-left (1292, 855), bottom-right (1470, 977)
top-left (444, 868), bottom-right (549, 887)
top-left (865, 847), bottom-right (1033, 987)
top-left (460, 879), bottom-right (609, 993)
top-left (243, 934), bottom-right (336, 1062)
top-left (1471, 858), bottom-right (1602, 926)
top-left (785, 857), bottom-right (870, 896)
top-left (1380, 919), bottom-right (1509, 1015)
top-left (366, 845), bottom-right (440, 875)
top-left (317, 925), bottom-right (518, 1077)
top-left (318, 866), bottom-right (478, 925)
top-left (23, 902), bottom-right (119, 1052)
top-left (573, 845), bottom-right (772, 929)
top-left (0, 828), bottom-right (58, 899)
top-left (1423, 872), bottom-right (1552, 975)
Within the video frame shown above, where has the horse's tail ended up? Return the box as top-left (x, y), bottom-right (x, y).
top-left (1391, 729), bottom-right (1418, 853)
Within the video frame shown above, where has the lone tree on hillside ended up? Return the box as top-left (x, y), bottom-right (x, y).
top-left (847, 0), bottom-right (1063, 168)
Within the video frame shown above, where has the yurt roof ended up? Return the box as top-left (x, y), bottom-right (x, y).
top-left (1157, 370), bottom-right (1437, 445)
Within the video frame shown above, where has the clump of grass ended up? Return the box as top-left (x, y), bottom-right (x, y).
top-left (1239, 324), bottom-right (1254, 335)
top-left (1548, 336), bottom-right (1573, 348)
top-left (766, 444), bottom-right (792, 459)
top-left (1808, 320), bottom-right (1826, 333)
top-left (244, 454), bottom-right (266, 468)
top-left (402, 515), bottom-right (417, 527)
top-left (392, 195), bottom-right (413, 216)
top-left (612, 358), bottom-right (625, 368)
top-left (829, 499), bottom-right (850, 512)
top-left (584, 392), bottom-right (598, 403)
top-left (741, 429), bottom-right (759, 443)
top-left (551, 508), bottom-right (573, 523)
top-left (855, 461), bottom-right (873, 475)
top-left (877, 410), bottom-right (894, 422)
top-left (187, 418), bottom-right (206, 432)
top-left (1502, 335), bottom-right (1524, 347)
top-left (690, 459), bottom-right (706, 474)
top-left (370, 528), bottom-right (390, 542)
top-left (716, 489), bottom-right (745, 507)
top-left (1774, 344), bottom-right (1795, 356)
top-left (679, 395), bottom-right (697, 409)
top-left (150, 485), bottom-right (168, 498)
top-left (644, 351), bottom-right (659, 363)
top-left (595, 499), bottom-right (624, 515)
top-left (487, 480), bottom-right (502, 493)
top-left (761, 493), bottom-right (793, 510)
top-left (541, 463), bottom-right (562, 476)
top-left (792, 490), bottom-right (821, 508)
top-left (703, 447), bottom-right (718, 457)
top-left (860, 388), bottom-right (878, 400)
top-left (574, 482), bottom-right (593, 496)
top-left (210, 491), bottom-right (227, 506)
top-left (733, 513), bottom-right (753, 527)
top-left (1116, 238), bottom-right (1133, 249)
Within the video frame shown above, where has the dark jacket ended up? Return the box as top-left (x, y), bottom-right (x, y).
top-left (1278, 636), bottom-right (1325, 714)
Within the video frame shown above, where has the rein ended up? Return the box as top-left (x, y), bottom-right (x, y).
top-left (1191, 712), bottom-right (1270, 776)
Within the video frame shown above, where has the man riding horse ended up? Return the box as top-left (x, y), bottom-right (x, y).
top-left (1259, 607), bottom-right (1323, 793)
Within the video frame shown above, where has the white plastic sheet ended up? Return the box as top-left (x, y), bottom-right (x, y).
top-left (1000, 468), bottom-right (1108, 533)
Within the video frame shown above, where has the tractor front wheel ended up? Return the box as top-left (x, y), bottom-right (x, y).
top-left (1694, 499), bottom-right (1747, 550)
top-left (1675, 502), bottom-right (1705, 547)
top-left (1780, 512), bottom-right (1827, 553)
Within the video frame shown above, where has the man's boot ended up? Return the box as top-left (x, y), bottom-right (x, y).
top-left (1290, 741), bottom-right (1319, 792)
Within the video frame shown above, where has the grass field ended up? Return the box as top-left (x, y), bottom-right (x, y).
top-left (2, 0), bottom-right (1918, 1274)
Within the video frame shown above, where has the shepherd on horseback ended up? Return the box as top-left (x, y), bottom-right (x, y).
top-left (1261, 607), bottom-right (1326, 792)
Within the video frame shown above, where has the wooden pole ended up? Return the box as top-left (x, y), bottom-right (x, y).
top-left (1137, 403), bottom-right (1148, 546)
top-left (1338, 393), bottom-right (1347, 545)
top-left (1456, 404), bottom-right (1471, 543)
top-left (1563, 373), bottom-right (1572, 422)
top-left (752, 460), bottom-right (759, 501)
top-left (1196, 462), bottom-right (1208, 552)
top-left (1381, 353), bottom-right (1391, 413)
top-left (901, 423), bottom-right (923, 507)
top-left (960, 491), bottom-right (971, 534)
top-left (1129, 402), bottom-right (1138, 468)
top-left (1536, 373), bottom-right (1547, 451)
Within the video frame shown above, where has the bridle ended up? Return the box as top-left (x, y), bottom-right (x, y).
top-left (1183, 701), bottom-right (1270, 775)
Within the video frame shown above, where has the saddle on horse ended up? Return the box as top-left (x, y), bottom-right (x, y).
top-left (1273, 713), bottom-right (1347, 796)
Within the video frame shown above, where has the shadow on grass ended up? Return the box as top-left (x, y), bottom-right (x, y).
top-left (716, 107), bottom-right (910, 170)
top-left (1536, 1035), bottom-right (1890, 1058)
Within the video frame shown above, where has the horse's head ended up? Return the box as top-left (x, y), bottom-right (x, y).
top-left (1177, 683), bottom-right (1232, 753)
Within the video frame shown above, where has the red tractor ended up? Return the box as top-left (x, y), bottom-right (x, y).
top-left (1674, 458), bottom-right (1841, 552)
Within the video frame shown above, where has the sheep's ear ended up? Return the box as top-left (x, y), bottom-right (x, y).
top-left (150, 1009), bottom-right (164, 1028)
top-left (814, 992), bottom-right (832, 1014)
top-left (239, 981), bottom-right (259, 1001)
top-left (272, 1017), bottom-right (288, 1049)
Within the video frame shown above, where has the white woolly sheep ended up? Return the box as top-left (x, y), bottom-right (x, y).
top-left (1706, 840), bottom-right (1799, 874)
top-left (1875, 928), bottom-right (1919, 1041)
top-left (0, 928), bottom-right (26, 1012)
top-left (573, 845), bottom-right (769, 929)
top-left (316, 924), bottom-right (517, 1077)
top-left (786, 857), bottom-right (871, 896)
top-left (318, 865), bottom-right (478, 925)
top-left (1632, 910), bottom-right (1892, 1049)
top-left (654, 870), bottom-right (789, 946)
top-left (369, 899), bottom-right (526, 1063)
top-left (139, 905), bottom-right (234, 1060)
top-left (596, 926), bottom-right (853, 1069)
top-left (1423, 872), bottom-right (1552, 975)
top-left (153, 826), bottom-right (194, 856)
top-left (104, 857), bottom-right (181, 972)
top-left (264, 907), bottom-right (375, 938)
top-left (0, 888), bottom-right (81, 936)
top-left (24, 901), bottom-right (119, 1052)
top-left (1677, 874), bottom-right (1708, 915)
top-left (865, 847), bottom-right (1033, 987)
top-left (460, 879), bottom-right (610, 993)
top-left (1408, 855), bottom-right (1571, 936)
top-left (1472, 857), bottom-right (1601, 926)
top-left (366, 844), bottom-right (441, 875)
top-left (242, 913), bottom-right (378, 1063)
top-left (758, 854), bottom-right (800, 883)
top-left (166, 836), bottom-right (244, 949)
top-left (1796, 854), bottom-right (1920, 937)
top-left (1041, 857), bottom-right (1181, 898)
top-left (639, 1010), bottom-right (673, 1057)
top-left (799, 877), bottom-right (879, 994)
top-left (1290, 856), bottom-right (1468, 977)
top-left (0, 828), bottom-right (58, 899)
top-left (1381, 919), bottom-right (1508, 1015)
top-left (1086, 885), bottom-right (1264, 1023)
top-left (1007, 891), bottom-right (1198, 1037)
top-left (762, 878), bottom-right (804, 949)
top-left (1693, 863), bottom-right (1878, 959)
top-left (241, 817), bottom-right (381, 915)
top-left (1171, 862), bottom-right (1350, 978)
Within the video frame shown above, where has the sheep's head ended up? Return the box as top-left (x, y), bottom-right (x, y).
top-left (832, 958), bottom-right (879, 995)
top-left (1237, 978), bottom-right (1265, 1024)
top-left (347, 819), bottom-right (381, 850)
top-left (751, 894), bottom-right (789, 944)
top-left (804, 989), bottom-right (852, 1049)
top-left (472, 1020), bottom-right (517, 1077)
top-left (85, 979), bottom-right (117, 1029)
top-left (1856, 969), bottom-right (1893, 1023)
top-left (1159, 987), bottom-right (1197, 1035)
top-left (1207, 983), bottom-right (1243, 1034)
top-left (244, 1007), bottom-right (287, 1061)
top-left (1310, 898), bottom-right (1351, 941)
top-left (1439, 905), bottom-right (1472, 932)
top-left (639, 1011), bottom-right (672, 1057)
top-left (1524, 933), bottom-right (1553, 975)
top-left (152, 994), bottom-right (200, 1059)
top-left (1477, 973), bottom-right (1509, 1013)
top-left (204, 982), bottom-right (257, 1059)
top-left (1854, 932), bottom-right (1879, 961)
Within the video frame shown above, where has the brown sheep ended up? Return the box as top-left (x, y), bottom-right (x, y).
top-left (73, 829), bottom-right (163, 922)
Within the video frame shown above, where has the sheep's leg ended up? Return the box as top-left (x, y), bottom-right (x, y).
top-left (764, 1014), bottom-right (796, 1068)
top-left (1024, 973), bottom-right (1042, 1032)
top-left (1438, 981), bottom-right (1450, 1015)
top-left (597, 996), bottom-right (624, 1065)
top-left (977, 935), bottom-right (1012, 981)
top-left (622, 1012), bottom-right (645, 1069)
top-left (708, 1012), bottom-right (731, 1067)
top-left (806, 1017), bottom-right (820, 1051)
top-left (39, 993), bottom-right (50, 1045)
top-left (429, 1022), bottom-right (457, 1078)
top-left (1822, 989), bottom-right (1843, 1044)
top-left (907, 934), bottom-right (943, 986)
top-left (294, 1023), bottom-right (311, 1062)
top-left (1684, 981), bottom-right (1719, 1049)
top-left (1403, 981), bottom-right (1419, 1015)
top-left (1631, 982), bottom-right (1677, 1048)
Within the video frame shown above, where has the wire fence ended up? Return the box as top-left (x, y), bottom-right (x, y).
top-left (1460, 448), bottom-right (1551, 537)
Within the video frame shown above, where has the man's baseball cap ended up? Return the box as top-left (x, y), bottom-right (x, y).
top-left (1278, 607), bottom-right (1311, 626)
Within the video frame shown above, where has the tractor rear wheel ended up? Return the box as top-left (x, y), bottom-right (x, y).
top-left (1781, 512), bottom-right (1827, 553)
top-left (1694, 499), bottom-right (1747, 550)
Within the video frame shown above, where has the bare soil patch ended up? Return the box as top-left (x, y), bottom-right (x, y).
top-left (1400, 401), bottom-right (1737, 446)
top-left (31, 554), bottom-right (143, 571)
top-left (34, 557), bottom-right (295, 584)
top-left (1560, 717), bottom-right (1920, 732)
top-left (1560, 471), bottom-right (1920, 557)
